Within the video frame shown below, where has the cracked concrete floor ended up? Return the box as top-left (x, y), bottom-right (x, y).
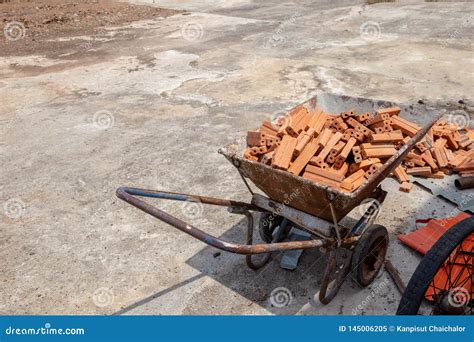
top-left (1, 0), bottom-right (473, 315)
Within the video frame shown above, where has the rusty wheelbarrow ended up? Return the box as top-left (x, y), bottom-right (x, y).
top-left (117, 92), bottom-right (440, 304)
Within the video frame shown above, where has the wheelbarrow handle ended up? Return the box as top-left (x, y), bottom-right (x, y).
top-left (116, 187), bottom-right (327, 255)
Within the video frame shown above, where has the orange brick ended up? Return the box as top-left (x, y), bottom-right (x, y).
top-left (432, 147), bottom-right (448, 168)
top-left (272, 135), bottom-right (297, 170)
top-left (302, 171), bottom-right (341, 189)
top-left (422, 150), bottom-right (439, 172)
top-left (350, 175), bottom-right (367, 191)
top-left (406, 166), bottom-right (432, 176)
top-left (356, 112), bottom-right (371, 122)
top-left (247, 130), bottom-right (266, 146)
top-left (360, 144), bottom-right (397, 159)
top-left (260, 121), bottom-right (278, 136)
top-left (427, 171), bottom-right (445, 179)
top-left (288, 137), bottom-right (320, 176)
top-left (341, 128), bottom-right (355, 142)
top-left (305, 164), bottom-right (345, 182)
top-left (445, 134), bottom-right (459, 150)
top-left (376, 106), bottom-right (401, 116)
top-left (285, 108), bottom-right (309, 136)
top-left (399, 182), bottom-right (413, 193)
top-left (394, 165), bottom-right (409, 183)
top-left (334, 137), bottom-right (357, 168)
top-left (391, 116), bottom-right (420, 137)
top-left (434, 138), bottom-right (447, 148)
top-left (306, 109), bottom-right (328, 133)
top-left (313, 132), bottom-right (343, 166)
top-left (316, 128), bottom-right (334, 149)
top-left (332, 162), bottom-right (349, 177)
top-left (341, 171), bottom-right (366, 192)
top-left (342, 169), bottom-right (365, 184)
top-left (369, 131), bottom-right (404, 143)
top-left (294, 131), bottom-right (312, 156)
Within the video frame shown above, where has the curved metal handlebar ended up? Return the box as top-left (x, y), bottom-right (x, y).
top-left (116, 187), bottom-right (328, 255)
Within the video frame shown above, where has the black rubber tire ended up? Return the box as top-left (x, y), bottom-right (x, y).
top-left (258, 212), bottom-right (284, 243)
top-left (352, 224), bottom-right (389, 287)
top-left (397, 216), bottom-right (474, 315)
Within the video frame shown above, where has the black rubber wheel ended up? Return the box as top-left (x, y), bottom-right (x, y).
top-left (258, 212), bottom-right (285, 243)
top-left (397, 216), bottom-right (474, 315)
top-left (352, 224), bottom-right (389, 287)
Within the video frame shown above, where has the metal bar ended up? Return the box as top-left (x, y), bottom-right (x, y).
top-left (118, 187), bottom-right (262, 210)
top-left (116, 187), bottom-right (330, 255)
top-left (384, 259), bottom-right (406, 294)
top-left (243, 211), bottom-right (272, 269)
top-left (350, 188), bottom-right (387, 236)
top-left (455, 177), bottom-right (474, 190)
top-left (319, 249), bottom-right (352, 304)
top-left (251, 193), bottom-right (332, 237)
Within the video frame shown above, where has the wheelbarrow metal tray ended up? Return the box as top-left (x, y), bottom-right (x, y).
top-left (219, 92), bottom-right (439, 222)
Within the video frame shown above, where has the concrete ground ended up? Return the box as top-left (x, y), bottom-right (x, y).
top-left (1, 0), bottom-right (473, 315)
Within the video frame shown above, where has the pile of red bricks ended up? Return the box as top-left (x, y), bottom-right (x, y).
top-left (244, 106), bottom-right (473, 193)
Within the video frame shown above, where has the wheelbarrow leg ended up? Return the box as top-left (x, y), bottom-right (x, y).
top-left (244, 210), bottom-right (271, 270)
top-left (319, 248), bottom-right (352, 304)
top-left (244, 212), bottom-right (293, 270)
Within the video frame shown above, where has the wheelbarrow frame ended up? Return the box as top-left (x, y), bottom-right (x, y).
top-left (116, 93), bottom-right (441, 304)
top-left (116, 186), bottom-right (382, 303)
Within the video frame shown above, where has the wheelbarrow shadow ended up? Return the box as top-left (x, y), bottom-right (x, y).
top-left (184, 214), bottom-right (360, 315)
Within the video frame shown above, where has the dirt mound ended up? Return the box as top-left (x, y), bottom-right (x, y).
top-left (0, 0), bottom-right (182, 56)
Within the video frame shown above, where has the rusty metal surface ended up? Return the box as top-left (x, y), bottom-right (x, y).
top-left (251, 193), bottom-right (334, 237)
top-left (455, 177), bottom-right (474, 190)
top-left (116, 187), bottom-right (334, 255)
top-left (319, 248), bottom-right (352, 305)
top-left (219, 92), bottom-right (441, 222)
top-left (384, 259), bottom-right (406, 294)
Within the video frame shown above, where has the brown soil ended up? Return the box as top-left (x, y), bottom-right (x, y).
top-left (0, 0), bottom-right (183, 56)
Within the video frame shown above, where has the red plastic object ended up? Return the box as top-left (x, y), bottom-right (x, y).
top-left (398, 212), bottom-right (472, 255)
